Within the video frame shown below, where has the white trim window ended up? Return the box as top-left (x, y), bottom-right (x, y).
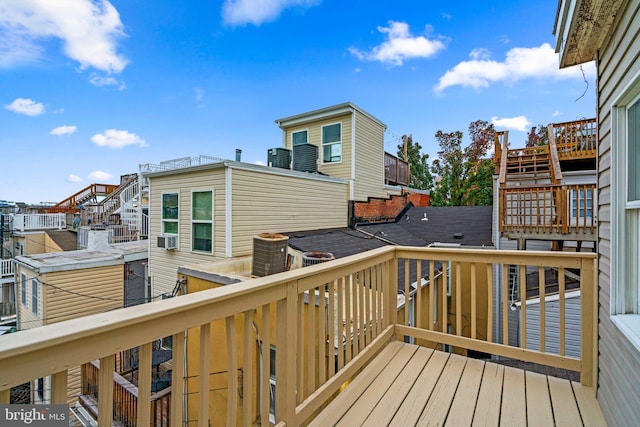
top-left (611, 76), bottom-right (640, 346)
top-left (292, 129), bottom-right (308, 146)
top-left (322, 123), bottom-right (342, 163)
top-left (21, 272), bottom-right (27, 307)
top-left (191, 190), bottom-right (213, 253)
top-left (162, 192), bottom-right (179, 235)
top-left (31, 278), bottom-right (39, 317)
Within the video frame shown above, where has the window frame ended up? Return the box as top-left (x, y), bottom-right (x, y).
top-left (291, 129), bottom-right (309, 147)
top-left (611, 74), bottom-right (640, 348)
top-left (31, 277), bottom-right (39, 317)
top-left (321, 122), bottom-right (342, 164)
top-left (21, 272), bottom-right (27, 307)
top-left (190, 189), bottom-right (213, 254)
top-left (161, 192), bottom-right (179, 237)
top-left (570, 188), bottom-right (594, 218)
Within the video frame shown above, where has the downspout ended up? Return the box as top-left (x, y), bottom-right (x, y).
top-left (350, 108), bottom-right (356, 201)
top-left (225, 166), bottom-right (233, 258)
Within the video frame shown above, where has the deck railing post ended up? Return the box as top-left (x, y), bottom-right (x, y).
top-left (387, 253), bottom-right (398, 328)
top-left (580, 257), bottom-right (597, 388)
top-left (276, 281), bottom-right (298, 424)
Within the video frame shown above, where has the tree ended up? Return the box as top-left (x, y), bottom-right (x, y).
top-left (430, 121), bottom-right (495, 206)
top-left (526, 124), bottom-right (549, 147)
top-left (397, 135), bottom-right (433, 190)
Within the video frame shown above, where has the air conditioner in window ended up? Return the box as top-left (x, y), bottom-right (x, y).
top-left (157, 235), bottom-right (178, 250)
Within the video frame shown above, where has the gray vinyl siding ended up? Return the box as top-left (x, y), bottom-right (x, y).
top-left (231, 168), bottom-right (348, 255)
top-left (148, 168), bottom-right (227, 295)
top-left (353, 110), bottom-right (387, 201)
top-left (523, 294), bottom-right (581, 358)
top-left (596, 1), bottom-right (640, 425)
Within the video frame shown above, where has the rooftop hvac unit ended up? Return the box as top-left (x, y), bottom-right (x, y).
top-left (267, 147), bottom-right (291, 169)
top-left (252, 233), bottom-right (289, 277)
top-left (302, 251), bottom-right (335, 267)
top-left (293, 144), bottom-right (318, 173)
top-left (157, 235), bottom-right (177, 250)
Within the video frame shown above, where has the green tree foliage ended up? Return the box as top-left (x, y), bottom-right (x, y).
top-left (430, 120), bottom-right (495, 206)
top-left (526, 124), bottom-right (549, 147)
top-left (397, 134), bottom-right (433, 190)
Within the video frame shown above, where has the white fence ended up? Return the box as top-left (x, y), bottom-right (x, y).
top-left (11, 214), bottom-right (66, 231)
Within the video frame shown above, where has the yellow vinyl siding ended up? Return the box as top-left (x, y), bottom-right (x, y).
top-left (354, 109), bottom-right (387, 201)
top-left (231, 168), bottom-right (348, 255)
top-left (43, 234), bottom-right (63, 253)
top-left (149, 168), bottom-right (227, 295)
top-left (285, 114), bottom-right (353, 180)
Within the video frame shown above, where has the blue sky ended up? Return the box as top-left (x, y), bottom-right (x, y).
top-left (0, 0), bottom-right (595, 204)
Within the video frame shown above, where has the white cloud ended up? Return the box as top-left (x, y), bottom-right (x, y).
top-left (491, 115), bottom-right (532, 132)
top-left (88, 170), bottom-right (112, 181)
top-left (90, 73), bottom-right (126, 90)
top-left (222, 0), bottom-right (320, 26)
top-left (0, 0), bottom-right (128, 73)
top-left (350, 21), bottom-right (446, 66)
top-left (469, 48), bottom-right (491, 60)
top-left (552, 110), bottom-right (563, 117)
top-left (50, 125), bottom-right (77, 136)
top-left (194, 87), bottom-right (205, 102)
top-left (67, 174), bottom-right (82, 183)
top-left (91, 129), bottom-right (147, 149)
top-left (441, 13), bottom-right (452, 20)
top-left (435, 43), bottom-right (596, 93)
top-left (4, 98), bottom-right (45, 116)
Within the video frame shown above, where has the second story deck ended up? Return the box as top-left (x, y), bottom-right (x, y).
top-left (0, 246), bottom-right (604, 426)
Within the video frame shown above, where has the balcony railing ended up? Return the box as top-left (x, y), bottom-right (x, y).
top-left (384, 152), bottom-right (410, 186)
top-left (80, 360), bottom-right (170, 427)
top-left (551, 118), bottom-right (597, 161)
top-left (1, 259), bottom-right (14, 278)
top-left (0, 246), bottom-right (596, 426)
top-left (499, 184), bottom-right (596, 238)
top-left (10, 213), bottom-right (66, 231)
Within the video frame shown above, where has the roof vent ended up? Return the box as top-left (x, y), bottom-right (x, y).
top-left (252, 233), bottom-right (289, 277)
top-left (302, 251), bottom-right (335, 267)
top-left (292, 144), bottom-right (318, 173)
top-left (453, 232), bottom-right (463, 239)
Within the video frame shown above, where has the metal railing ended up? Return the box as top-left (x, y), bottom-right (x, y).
top-left (0, 247), bottom-right (597, 426)
top-left (139, 155), bottom-right (223, 174)
top-left (10, 214), bottom-right (66, 231)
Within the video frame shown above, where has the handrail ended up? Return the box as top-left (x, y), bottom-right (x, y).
top-left (48, 184), bottom-right (119, 213)
top-left (551, 118), bottom-right (597, 161)
top-left (0, 246), bottom-right (597, 426)
top-left (11, 213), bottom-right (66, 231)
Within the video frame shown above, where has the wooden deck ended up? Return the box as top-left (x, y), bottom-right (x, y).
top-left (311, 341), bottom-right (606, 427)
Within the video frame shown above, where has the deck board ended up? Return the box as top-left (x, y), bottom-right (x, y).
top-left (311, 342), bottom-right (606, 427)
top-left (471, 362), bottom-right (504, 427)
top-left (525, 371), bottom-right (554, 426)
top-left (336, 344), bottom-right (418, 426)
top-left (362, 346), bottom-right (434, 426)
top-left (444, 357), bottom-right (485, 427)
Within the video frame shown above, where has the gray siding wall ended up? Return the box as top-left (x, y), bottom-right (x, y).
top-left (596, 1), bottom-right (640, 425)
top-left (523, 293), bottom-right (581, 358)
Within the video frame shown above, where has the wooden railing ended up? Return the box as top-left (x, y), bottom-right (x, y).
top-left (499, 184), bottom-right (597, 236)
top-left (551, 118), bottom-right (597, 161)
top-left (384, 152), bottom-right (410, 186)
top-left (47, 184), bottom-right (119, 214)
top-left (10, 213), bottom-right (66, 231)
top-left (81, 360), bottom-right (170, 426)
top-left (0, 247), bottom-right (597, 426)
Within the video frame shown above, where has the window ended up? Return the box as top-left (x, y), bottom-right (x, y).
top-left (292, 130), bottom-right (308, 146)
top-left (191, 190), bottom-right (213, 253)
top-left (570, 188), bottom-right (594, 218)
top-left (21, 272), bottom-right (27, 307)
top-left (31, 278), bottom-right (39, 317)
top-left (611, 77), bottom-right (640, 346)
top-left (37, 377), bottom-right (44, 402)
top-left (322, 123), bottom-right (341, 163)
top-left (162, 193), bottom-right (179, 235)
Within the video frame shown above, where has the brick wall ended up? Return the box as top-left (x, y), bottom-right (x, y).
top-left (352, 191), bottom-right (429, 223)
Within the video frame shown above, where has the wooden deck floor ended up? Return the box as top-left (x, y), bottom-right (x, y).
top-left (310, 341), bottom-right (607, 427)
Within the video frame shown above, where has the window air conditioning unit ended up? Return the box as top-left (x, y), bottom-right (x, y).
top-left (157, 235), bottom-right (178, 250)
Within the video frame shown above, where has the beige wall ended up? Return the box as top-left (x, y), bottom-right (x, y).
top-left (148, 168), bottom-right (228, 295)
top-left (148, 165), bottom-right (348, 295)
top-left (230, 167), bottom-right (348, 256)
top-left (284, 113), bottom-right (353, 181)
top-left (353, 109), bottom-right (386, 200)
